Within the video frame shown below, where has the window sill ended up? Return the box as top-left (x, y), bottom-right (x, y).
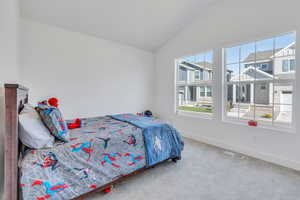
top-left (222, 118), bottom-right (296, 134)
top-left (176, 110), bottom-right (214, 120)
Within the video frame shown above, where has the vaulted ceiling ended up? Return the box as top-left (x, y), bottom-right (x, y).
top-left (21, 0), bottom-right (221, 51)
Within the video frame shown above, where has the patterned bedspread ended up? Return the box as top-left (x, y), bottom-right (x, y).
top-left (20, 116), bottom-right (146, 200)
top-left (110, 114), bottom-right (184, 167)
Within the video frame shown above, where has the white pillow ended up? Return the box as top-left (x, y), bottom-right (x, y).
top-left (19, 104), bottom-right (55, 149)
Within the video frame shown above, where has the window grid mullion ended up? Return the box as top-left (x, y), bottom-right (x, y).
top-left (238, 46), bottom-right (241, 120)
top-left (272, 38), bottom-right (276, 126)
top-left (253, 40), bottom-right (257, 121)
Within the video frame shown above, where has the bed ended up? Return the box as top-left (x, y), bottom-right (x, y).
top-left (4, 84), bottom-right (184, 200)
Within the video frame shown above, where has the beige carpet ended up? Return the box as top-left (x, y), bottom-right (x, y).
top-left (87, 138), bottom-right (300, 200)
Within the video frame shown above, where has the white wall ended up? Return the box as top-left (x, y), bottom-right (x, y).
top-left (0, 0), bottom-right (19, 83)
top-left (0, 0), bottom-right (19, 198)
top-left (155, 0), bottom-right (300, 170)
top-left (20, 19), bottom-right (155, 119)
top-left (0, 0), bottom-right (19, 199)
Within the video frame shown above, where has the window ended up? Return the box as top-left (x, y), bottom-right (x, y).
top-left (179, 67), bottom-right (187, 81)
top-left (291, 59), bottom-right (296, 71)
top-left (195, 70), bottom-right (200, 80)
top-left (176, 51), bottom-right (214, 115)
top-left (200, 86), bottom-right (205, 97)
top-left (207, 86), bottom-right (212, 97)
top-left (260, 63), bottom-right (269, 71)
top-left (282, 59), bottom-right (295, 72)
top-left (224, 32), bottom-right (296, 129)
top-left (282, 60), bottom-right (290, 72)
top-left (200, 70), bottom-right (204, 80)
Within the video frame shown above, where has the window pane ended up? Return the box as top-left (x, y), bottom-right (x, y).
top-left (240, 42), bottom-right (255, 63)
top-left (290, 59), bottom-right (296, 71)
top-left (178, 66), bottom-right (187, 81)
top-left (226, 64), bottom-right (239, 82)
top-left (205, 51), bottom-right (213, 65)
top-left (239, 104), bottom-right (254, 120)
top-left (274, 105), bottom-right (292, 127)
top-left (275, 32), bottom-right (296, 58)
top-left (282, 60), bottom-right (290, 72)
top-left (177, 86), bottom-right (213, 114)
top-left (240, 63), bottom-right (255, 82)
top-left (176, 51), bottom-right (214, 115)
top-left (200, 86), bottom-right (205, 97)
top-left (206, 86), bottom-right (212, 97)
top-left (177, 86), bottom-right (186, 106)
top-left (200, 69), bottom-right (204, 80)
top-left (225, 46), bottom-right (239, 64)
top-left (226, 102), bottom-right (239, 118)
top-left (238, 83), bottom-right (251, 103)
top-left (254, 82), bottom-right (271, 105)
top-left (223, 31), bottom-right (295, 129)
top-left (195, 70), bottom-right (200, 80)
top-left (254, 105), bottom-right (273, 125)
top-left (255, 38), bottom-right (274, 61)
top-left (226, 84), bottom-right (238, 118)
top-left (273, 82), bottom-right (293, 105)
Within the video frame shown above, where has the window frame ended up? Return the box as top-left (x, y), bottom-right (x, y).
top-left (206, 86), bottom-right (212, 97)
top-left (282, 59), bottom-right (296, 72)
top-left (195, 70), bottom-right (200, 80)
top-left (174, 50), bottom-right (215, 119)
top-left (221, 31), bottom-right (296, 133)
top-left (282, 59), bottom-right (290, 72)
top-left (200, 86), bottom-right (206, 97)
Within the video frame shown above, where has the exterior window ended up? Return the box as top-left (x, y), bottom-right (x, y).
top-left (199, 69), bottom-right (204, 80)
top-left (200, 86), bottom-right (205, 97)
top-left (195, 70), bottom-right (200, 80)
top-left (291, 59), bottom-right (296, 71)
top-left (209, 71), bottom-right (213, 80)
top-left (179, 67), bottom-right (187, 81)
top-left (261, 63), bottom-right (268, 70)
top-left (176, 51), bottom-right (214, 115)
top-left (224, 32), bottom-right (296, 129)
top-left (207, 86), bottom-right (212, 97)
top-left (282, 59), bottom-right (296, 72)
top-left (282, 60), bottom-right (290, 72)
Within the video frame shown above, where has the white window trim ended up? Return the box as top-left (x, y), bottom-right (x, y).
top-left (173, 31), bottom-right (297, 133)
top-left (174, 51), bottom-right (215, 120)
top-left (221, 31), bottom-right (297, 133)
top-left (282, 59), bottom-right (296, 72)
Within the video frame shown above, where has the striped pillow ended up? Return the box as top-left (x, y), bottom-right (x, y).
top-left (36, 103), bottom-right (69, 142)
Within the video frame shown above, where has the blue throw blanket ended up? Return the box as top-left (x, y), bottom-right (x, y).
top-left (110, 114), bottom-right (184, 167)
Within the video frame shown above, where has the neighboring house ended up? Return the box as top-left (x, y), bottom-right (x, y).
top-left (227, 42), bottom-right (295, 110)
top-left (177, 61), bottom-right (215, 107)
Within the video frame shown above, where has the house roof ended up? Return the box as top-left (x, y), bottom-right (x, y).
top-left (273, 42), bottom-right (296, 57)
top-left (289, 43), bottom-right (296, 50)
top-left (180, 61), bottom-right (213, 71)
top-left (230, 65), bottom-right (295, 82)
top-left (243, 42), bottom-right (295, 63)
top-left (180, 61), bottom-right (234, 73)
top-left (230, 66), bottom-right (273, 82)
top-left (196, 61), bottom-right (213, 70)
top-left (243, 49), bottom-right (281, 63)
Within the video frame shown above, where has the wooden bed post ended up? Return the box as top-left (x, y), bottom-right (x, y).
top-left (4, 84), bottom-right (28, 200)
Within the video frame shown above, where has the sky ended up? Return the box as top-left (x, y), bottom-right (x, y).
top-left (181, 32), bottom-right (296, 76)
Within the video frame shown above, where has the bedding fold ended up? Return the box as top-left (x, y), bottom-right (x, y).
top-left (109, 114), bottom-right (184, 167)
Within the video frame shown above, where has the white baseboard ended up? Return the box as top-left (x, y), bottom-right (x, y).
top-left (183, 133), bottom-right (300, 172)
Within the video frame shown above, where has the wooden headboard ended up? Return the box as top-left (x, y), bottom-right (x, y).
top-left (4, 84), bottom-right (29, 200)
